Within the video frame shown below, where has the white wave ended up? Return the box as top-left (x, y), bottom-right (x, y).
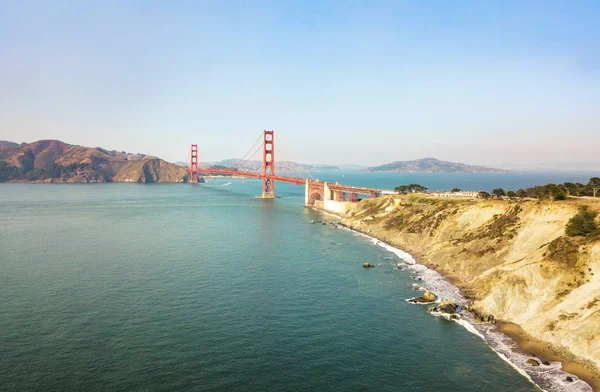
top-left (222, 182), bottom-right (232, 186)
top-left (332, 222), bottom-right (593, 392)
top-left (454, 318), bottom-right (486, 340)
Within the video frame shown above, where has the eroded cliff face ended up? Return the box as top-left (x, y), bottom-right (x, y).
top-left (340, 195), bottom-right (600, 370)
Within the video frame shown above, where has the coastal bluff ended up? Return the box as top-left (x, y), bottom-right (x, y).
top-left (339, 194), bottom-right (600, 374)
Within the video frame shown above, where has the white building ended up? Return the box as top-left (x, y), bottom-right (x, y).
top-left (430, 191), bottom-right (479, 198)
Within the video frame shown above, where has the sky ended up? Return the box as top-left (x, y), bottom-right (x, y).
top-left (1, 1), bottom-right (599, 168)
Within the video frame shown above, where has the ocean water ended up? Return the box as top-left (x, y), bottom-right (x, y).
top-left (0, 174), bottom-right (593, 391)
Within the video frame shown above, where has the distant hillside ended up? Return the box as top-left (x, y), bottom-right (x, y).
top-left (0, 140), bottom-right (187, 183)
top-left (0, 141), bottom-right (19, 148)
top-left (365, 158), bottom-right (508, 173)
top-left (210, 159), bottom-right (339, 172)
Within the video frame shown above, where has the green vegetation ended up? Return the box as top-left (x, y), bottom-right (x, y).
top-left (512, 178), bottom-right (600, 200)
top-left (565, 206), bottom-right (598, 237)
top-left (590, 177), bottom-right (600, 198)
top-left (492, 188), bottom-right (506, 199)
top-left (393, 178), bottom-right (600, 202)
top-left (383, 214), bottom-right (405, 230)
top-left (0, 161), bottom-right (89, 182)
top-left (394, 184), bottom-right (428, 194)
top-left (547, 236), bottom-right (579, 266)
top-left (471, 178), bottom-right (600, 201)
top-left (0, 161), bottom-right (25, 182)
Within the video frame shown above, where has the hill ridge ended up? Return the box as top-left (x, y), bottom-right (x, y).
top-left (0, 140), bottom-right (187, 183)
top-left (366, 157), bottom-right (508, 173)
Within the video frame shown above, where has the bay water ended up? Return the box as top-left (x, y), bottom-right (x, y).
top-left (1, 172), bottom-right (595, 391)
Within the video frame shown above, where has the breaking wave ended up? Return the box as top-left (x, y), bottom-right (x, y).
top-left (336, 224), bottom-right (593, 392)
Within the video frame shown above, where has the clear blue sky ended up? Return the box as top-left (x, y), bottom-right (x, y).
top-left (1, 1), bottom-right (599, 167)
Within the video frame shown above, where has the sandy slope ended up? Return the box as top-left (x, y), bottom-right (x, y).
top-left (341, 195), bottom-right (600, 372)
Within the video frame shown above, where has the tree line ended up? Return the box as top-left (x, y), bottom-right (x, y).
top-left (394, 184), bottom-right (428, 194)
top-left (478, 177), bottom-right (600, 200)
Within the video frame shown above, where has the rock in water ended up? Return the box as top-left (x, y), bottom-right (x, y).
top-left (422, 290), bottom-right (436, 302)
top-left (526, 359), bottom-right (540, 367)
top-left (437, 301), bottom-right (458, 314)
top-left (409, 290), bottom-right (437, 303)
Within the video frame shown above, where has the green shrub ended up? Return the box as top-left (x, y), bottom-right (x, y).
top-left (547, 237), bottom-right (579, 266)
top-left (565, 206), bottom-right (598, 237)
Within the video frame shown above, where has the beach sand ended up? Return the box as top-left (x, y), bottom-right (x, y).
top-left (496, 321), bottom-right (600, 391)
top-left (324, 209), bottom-right (600, 390)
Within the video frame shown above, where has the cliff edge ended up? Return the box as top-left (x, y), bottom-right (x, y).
top-left (340, 195), bottom-right (600, 372)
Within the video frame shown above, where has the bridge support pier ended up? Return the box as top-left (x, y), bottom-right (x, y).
top-left (258, 130), bottom-right (276, 199)
top-left (189, 144), bottom-right (199, 183)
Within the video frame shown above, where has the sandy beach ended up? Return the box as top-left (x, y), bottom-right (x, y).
top-left (327, 209), bottom-right (599, 391)
top-left (497, 321), bottom-right (600, 391)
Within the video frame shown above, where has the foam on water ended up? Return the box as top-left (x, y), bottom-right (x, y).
top-left (336, 224), bottom-right (593, 392)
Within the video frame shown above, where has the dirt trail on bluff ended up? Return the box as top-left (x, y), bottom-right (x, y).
top-left (341, 195), bottom-right (600, 373)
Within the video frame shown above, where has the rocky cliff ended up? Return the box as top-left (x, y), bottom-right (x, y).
top-left (340, 195), bottom-right (600, 372)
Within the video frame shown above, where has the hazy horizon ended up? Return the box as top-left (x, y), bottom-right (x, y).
top-left (1, 1), bottom-right (599, 168)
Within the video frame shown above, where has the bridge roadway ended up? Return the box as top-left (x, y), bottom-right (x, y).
top-left (197, 168), bottom-right (384, 204)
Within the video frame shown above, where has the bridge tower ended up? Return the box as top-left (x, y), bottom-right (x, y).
top-left (189, 144), bottom-right (199, 183)
top-left (259, 130), bottom-right (276, 198)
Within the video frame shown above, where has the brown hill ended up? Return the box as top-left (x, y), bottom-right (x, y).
top-left (0, 140), bottom-right (187, 183)
top-left (365, 157), bottom-right (508, 173)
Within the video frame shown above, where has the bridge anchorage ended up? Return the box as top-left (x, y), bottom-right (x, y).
top-left (189, 130), bottom-right (385, 212)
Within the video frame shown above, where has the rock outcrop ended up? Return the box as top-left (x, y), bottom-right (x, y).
top-left (409, 290), bottom-right (436, 303)
top-left (437, 301), bottom-right (458, 315)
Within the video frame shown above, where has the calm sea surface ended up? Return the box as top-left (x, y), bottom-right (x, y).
top-left (2, 172), bottom-right (594, 391)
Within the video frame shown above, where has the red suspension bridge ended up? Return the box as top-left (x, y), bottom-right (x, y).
top-left (189, 130), bottom-right (385, 207)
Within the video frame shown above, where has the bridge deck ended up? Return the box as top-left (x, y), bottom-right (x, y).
top-left (191, 168), bottom-right (382, 195)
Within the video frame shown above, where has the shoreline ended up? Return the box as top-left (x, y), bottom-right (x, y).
top-left (315, 208), bottom-right (596, 391)
top-left (497, 321), bottom-right (600, 391)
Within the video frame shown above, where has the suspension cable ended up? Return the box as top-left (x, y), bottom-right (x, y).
top-left (232, 132), bottom-right (264, 169)
top-left (276, 145), bottom-right (313, 181)
top-left (277, 140), bottom-right (315, 180)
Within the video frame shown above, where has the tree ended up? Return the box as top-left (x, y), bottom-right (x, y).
top-left (478, 191), bottom-right (491, 199)
top-left (516, 189), bottom-right (526, 198)
top-left (451, 188), bottom-right (462, 193)
top-left (492, 188), bottom-right (506, 199)
top-left (589, 177), bottom-right (600, 198)
top-left (394, 185), bottom-right (409, 194)
top-left (565, 206), bottom-right (598, 236)
top-left (407, 184), bottom-right (428, 193)
top-left (562, 182), bottom-right (578, 196)
top-left (542, 184), bottom-right (566, 201)
top-left (507, 191), bottom-right (516, 199)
